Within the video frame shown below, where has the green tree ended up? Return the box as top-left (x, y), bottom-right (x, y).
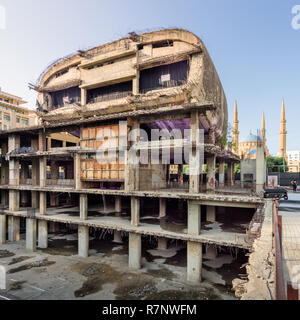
top-left (266, 156), bottom-right (288, 172)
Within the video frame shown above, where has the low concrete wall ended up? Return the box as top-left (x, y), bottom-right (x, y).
top-left (235, 199), bottom-right (275, 300)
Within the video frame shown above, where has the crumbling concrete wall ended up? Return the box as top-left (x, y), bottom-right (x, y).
top-left (233, 199), bottom-right (275, 300)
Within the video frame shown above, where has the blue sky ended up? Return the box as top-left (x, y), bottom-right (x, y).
top-left (0, 0), bottom-right (299, 155)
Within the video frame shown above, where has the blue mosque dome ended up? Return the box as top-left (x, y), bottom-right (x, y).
top-left (247, 148), bottom-right (257, 154)
top-left (240, 132), bottom-right (262, 143)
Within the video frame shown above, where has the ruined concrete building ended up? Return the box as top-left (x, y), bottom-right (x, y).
top-left (0, 29), bottom-right (264, 283)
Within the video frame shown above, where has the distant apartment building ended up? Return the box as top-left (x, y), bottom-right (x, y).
top-left (0, 87), bottom-right (38, 130)
top-left (287, 151), bottom-right (300, 172)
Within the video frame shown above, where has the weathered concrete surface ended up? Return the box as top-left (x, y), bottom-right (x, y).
top-left (238, 200), bottom-right (275, 300)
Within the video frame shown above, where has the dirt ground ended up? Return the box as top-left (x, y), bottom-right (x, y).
top-left (0, 233), bottom-right (242, 300)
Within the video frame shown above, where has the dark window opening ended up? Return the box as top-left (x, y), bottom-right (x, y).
top-left (50, 86), bottom-right (81, 110)
top-left (55, 69), bottom-right (68, 78)
top-left (152, 40), bottom-right (173, 48)
top-left (87, 81), bottom-right (132, 104)
top-left (139, 60), bottom-right (188, 94)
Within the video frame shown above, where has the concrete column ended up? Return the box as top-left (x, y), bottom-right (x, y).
top-left (206, 206), bottom-right (216, 222)
top-left (31, 137), bottom-right (38, 151)
top-left (1, 161), bottom-right (9, 185)
top-left (20, 162), bottom-right (29, 185)
top-left (8, 134), bottom-right (20, 152)
top-left (78, 225), bottom-right (89, 257)
top-left (206, 155), bottom-right (216, 191)
top-left (9, 190), bottom-right (19, 211)
top-left (50, 193), bottom-right (59, 207)
top-left (206, 245), bottom-right (217, 259)
top-left (189, 110), bottom-right (201, 193)
top-left (39, 156), bottom-right (47, 187)
top-left (0, 214), bottom-right (6, 244)
top-left (132, 70), bottom-right (140, 95)
top-left (125, 119), bottom-right (140, 192)
top-left (38, 220), bottom-right (48, 249)
top-left (39, 192), bottom-right (47, 215)
top-left (187, 241), bottom-right (202, 283)
top-left (159, 198), bottom-right (166, 218)
top-left (31, 159), bottom-right (39, 185)
top-left (31, 191), bottom-right (39, 209)
top-left (81, 88), bottom-right (87, 106)
top-left (38, 131), bottom-right (46, 152)
top-left (128, 233), bottom-right (141, 269)
top-left (80, 194), bottom-right (88, 220)
top-left (114, 196), bottom-right (122, 243)
top-left (8, 216), bottom-right (20, 241)
top-left (157, 237), bottom-right (168, 250)
top-left (256, 144), bottom-right (266, 193)
top-left (74, 153), bottom-right (82, 190)
top-left (26, 218), bottom-right (37, 252)
top-left (228, 162), bottom-right (234, 186)
top-left (187, 201), bottom-right (201, 235)
top-left (9, 159), bottom-right (19, 186)
top-left (131, 197), bottom-right (140, 227)
top-left (47, 137), bottom-right (52, 151)
top-left (219, 160), bottom-right (225, 187)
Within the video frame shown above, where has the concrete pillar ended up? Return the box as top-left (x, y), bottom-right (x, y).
top-left (26, 218), bottom-right (37, 252)
top-left (9, 159), bottom-right (19, 186)
top-left (38, 131), bottom-right (46, 152)
top-left (114, 196), bottom-right (122, 243)
top-left (38, 220), bottom-right (48, 249)
top-left (9, 190), bottom-right (19, 211)
top-left (219, 160), bottom-right (225, 187)
top-left (132, 70), bottom-right (140, 95)
top-left (125, 119), bottom-right (140, 192)
top-left (81, 88), bottom-right (87, 106)
top-left (47, 137), bottom-right (52, 151)
top-left (31, 159), bottom-right (39, 185)
top-left (228, 162), bottom-right (234, 186)
top-left (206, 155), bottom-right (216, 191)
top-left (8, 216), bottom-right (20, 241)
top-left (39, 156), bottom-right (47, 187)
top-left (206, 206), bottom-right (216, 222)
top-left (157, 237), bottom-right (168, 250)
top-left (31, 191), bottom-right (39, 209)
top-left (188, 201), bottom-right (201, 235)
top-left (0, 214), bottom-right (6, 244)
top-left (256, 144), bottom-right (266, 193)
top-left (128, 233), bottom-right (141, 269)
top-left (187, 241), bottom-right (202, 283)
top-left (39, 192), bottom-right (47, 215)
top-left (74, 153), bottom-right (82, 190)
top-left (80, 194), bottom-right (88, 220)
top-left (159, 198), bottom-right (166, 218)
top-left (31, 137), bottom-right (38, 151)
top-left (20, 162), bottom-right (29, 185)
top-left (206, 245), bottom-right (217, 259)
top-left (8, 134), bottom-right (20, 152)
top-left (78, 225), bottom-right (89, 257)
top-left (131, 197), bottom-right (140, 227)
top-left (189, 110), bottom-right (201, 193)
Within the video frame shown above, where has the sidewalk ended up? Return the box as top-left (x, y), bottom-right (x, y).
top-left (279, 193), bottom-right (300, 298)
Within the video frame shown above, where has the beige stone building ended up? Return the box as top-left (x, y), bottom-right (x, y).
top-left (0, 87), bottom-right (37, 130)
